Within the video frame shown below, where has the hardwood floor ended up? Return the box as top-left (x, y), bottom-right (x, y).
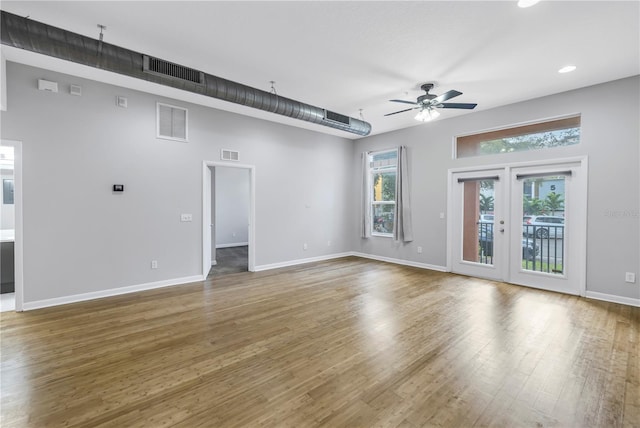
top-left (1, 257), bottom-right (638, 427)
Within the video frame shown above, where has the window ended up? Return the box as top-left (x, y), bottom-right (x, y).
top-left (456, 115), bottom-right (580, 158)
top-left (369, 149), bottom-right (398, 236)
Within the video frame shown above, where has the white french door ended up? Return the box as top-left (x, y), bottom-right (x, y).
top-left (450, 169), bottom-right (505, 281)
top-left (450, 159), bottom-right (587, 296)
top-left (508, 163), bottom-right (586, 295)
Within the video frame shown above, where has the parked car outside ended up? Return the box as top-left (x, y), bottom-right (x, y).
top-left (523, 215), bottom-right (565, 239)
top-left (479, 214), bottom-right (494, 223)
top-left (478, 220), bottom-right (539, 261)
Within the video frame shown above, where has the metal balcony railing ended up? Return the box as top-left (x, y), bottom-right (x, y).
top-left (477, 223), bottom-right (565, 274)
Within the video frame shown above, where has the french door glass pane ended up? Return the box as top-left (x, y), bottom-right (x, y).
top-left (463, 179), bottom-right (495, 264)
top-left (521, 176), bottom-right (566, 274)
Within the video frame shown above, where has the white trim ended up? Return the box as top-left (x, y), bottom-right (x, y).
top-left (216, 242), bottom-right (249, 249)
top-left (255, 252), bottom-right (446, 273)
top-left (203, 161), bottom-right (256, 277)
top-left (21, 275), bottom-right (204, 311)
top-left (586, 291), bottom-right (640, 308)
top-left (1, 140), bottom-right (22, 311)
top-left (352, 252), bottom-right (447, 272)
top-left (448, 156), bottom-right (588, 175)
top-left (254, 252), bottom-right (353, 272)
top-left (211, 260), bottom-right (217, 266)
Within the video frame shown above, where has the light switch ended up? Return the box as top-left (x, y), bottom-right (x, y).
top-left (181, 214), bottom-right (193, 222)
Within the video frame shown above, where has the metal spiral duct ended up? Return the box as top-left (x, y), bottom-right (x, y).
top-left (0, 11), bottom-right (372, 136)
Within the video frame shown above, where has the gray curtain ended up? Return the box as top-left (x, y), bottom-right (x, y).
top-left (361, 151), bottom-right (371, 238)
top-left (393, 146), bottom-right (413, 242)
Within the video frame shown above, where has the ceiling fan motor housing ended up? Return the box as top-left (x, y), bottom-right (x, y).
top-left (417, 94), bottom-right (436, 104)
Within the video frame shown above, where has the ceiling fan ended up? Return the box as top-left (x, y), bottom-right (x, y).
top-left (385, 83), bottom-right (477, 122)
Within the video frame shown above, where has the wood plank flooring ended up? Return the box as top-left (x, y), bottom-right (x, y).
top-left (1, 257), bottom-right (638, 427)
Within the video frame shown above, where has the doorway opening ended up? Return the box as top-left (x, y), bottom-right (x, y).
top-left (202, 161), bottom-right (255, 278)
top-left (0, 140), bottom-right (22, 312)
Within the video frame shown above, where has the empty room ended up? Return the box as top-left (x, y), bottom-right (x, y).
top-left (0, 1), bottom-right (638, 427)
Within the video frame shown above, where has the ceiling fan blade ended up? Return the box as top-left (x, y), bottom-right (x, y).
top-left (438, 102), bottom-right (478, 109)
top-left (389, 99), bottom-right (419, 105)
top-left (431, 89), bottom-right (462, 105)
top-left (384, 107), bottom-right (419, 116)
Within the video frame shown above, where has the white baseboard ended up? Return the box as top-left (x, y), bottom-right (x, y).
top-left (585, 291), bottom-right (640, 307)
top-left (254, 251), bottom-right (447, 273)
top-left (216, 242), bottom-right (248, 249)
top-left (21, 275), bottom-right (205, 311)
top-left (254, 252), bottom-right (353, 272)
top-left (211, 260), bottom-right (217, 266)
top-left (351, 252), bottom-right (447, 272)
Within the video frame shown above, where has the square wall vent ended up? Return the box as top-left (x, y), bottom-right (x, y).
top-left (221, 149), bottom-right (239, 162)
top-left (157, 102), bottom-right (188, 142)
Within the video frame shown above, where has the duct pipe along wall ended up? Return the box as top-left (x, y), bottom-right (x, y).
top-left (0, 11), bottom-right (372, 136)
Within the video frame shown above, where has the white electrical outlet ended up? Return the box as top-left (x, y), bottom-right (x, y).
top-left (417, 246), bottom-right (423, 254)
top-left (327, 240), bottom-right (331, 247)
top-left (625, 272), bottom-right (636, 283)
top-left (151, 260), bottom-right (158, 269)
top-left (303, 243), bottom-right (308, 250)
top-left (439, 212), bottom-right (445, 219)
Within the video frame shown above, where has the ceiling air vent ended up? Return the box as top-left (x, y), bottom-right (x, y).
top-left (221, 149), bottom-right (239, 162)
top-left (143, 55), bottom-right (204, 85)
top-left (323, 110), bottom-right (351, 126)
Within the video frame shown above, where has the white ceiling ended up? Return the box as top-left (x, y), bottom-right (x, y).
top-left (2, 1), bottom-right (639, 139)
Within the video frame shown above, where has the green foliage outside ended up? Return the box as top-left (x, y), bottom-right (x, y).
top-left (374, 172), bottom-right (396, 201)
top-left (523, 259), bottom-right (563, 274)
top-left (480, 194), bottom-right (494, 213)
top-left (480, 127), bottom-right (580, 155)
top-left (523, 192), bottom-right (565, 215)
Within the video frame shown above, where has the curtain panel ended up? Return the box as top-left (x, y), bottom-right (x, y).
top-left (361, 151), bottom-right (371, 238)
top-left (393, 146), bottom-right (413, 242)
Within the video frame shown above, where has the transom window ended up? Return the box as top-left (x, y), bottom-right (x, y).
top-left (456, 115), bottom-right (580, 158)
top-left (369, 149), bottom-right (398, 236)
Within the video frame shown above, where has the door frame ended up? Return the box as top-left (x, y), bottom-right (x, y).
top-left (1, 139), bottom-right (23, 311)
top-left (449, 169), bottom-right (506, 281)
top-left (202, 161), bottom-right (256, 278)
top-left (447, 156), bottom-right (588, 296)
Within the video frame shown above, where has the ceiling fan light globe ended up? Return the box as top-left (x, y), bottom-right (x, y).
top-left (415, 109), bottom-right (440, 122)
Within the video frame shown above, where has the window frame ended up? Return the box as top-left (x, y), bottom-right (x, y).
top-left (369, 148), bottom-right (398, 237)
top-left (455, 115), bottom-right (581, 159)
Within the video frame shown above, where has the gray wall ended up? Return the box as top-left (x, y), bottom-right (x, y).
top-left (215, 167), bottom-right (250, 247)
top-left (353, 76), bottom-right (639, 300)
top-left (2, 61), bottom-right (637, 305)
top-left (1, 62), bottom-right (354, 303)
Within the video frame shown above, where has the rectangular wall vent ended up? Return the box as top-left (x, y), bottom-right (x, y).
top-left (221, 149), bottom-right (239, 162)
top-left (143, 55), bottom-right (204, 85)
top-left (323, 110), bottom-right (351, 126)
top-left (157, 102), bottom-right (188, 142)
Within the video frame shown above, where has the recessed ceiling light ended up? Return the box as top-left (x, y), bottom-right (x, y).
top-left (518, 0), bottom-right (540, 8)
top-left (558, 65), bottom-right (577, 74)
